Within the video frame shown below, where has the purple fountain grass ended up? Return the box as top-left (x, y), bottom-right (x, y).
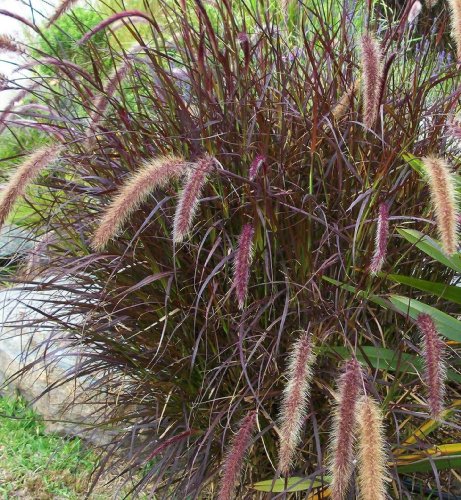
top-left (361, 33), bottom-right (384, 129)
top-left (448, 0), bottom-right (461, 61)
top-left (417, 314), bottom-right (446, 419)
top-left (91, 155), bottom-right (187, 251)
top-left (0, 34), bottom-right (23, 54)
top-left (47, 0), bottom-right (80, 27)
top-left (218, 411), bottom-right (256, 500)
top-left (278, 331), bottom-right (316, 476)
top-left (0, 144), bottom-right (62, 229)
top-left (369, 202), bottom-right (390, 275)
top-left (233, 223), bottom-right (255, 309)
top-left (248, 154), bottom-right (266, 181)
top-left (422, 156), bottom-right (458, 255)
top-left (86, 60), bottom-right (133, 141)
top-left (173, 155), bottom-right (215, 243)
top-left (77, 11), bottom-right (153, 45)
top-left (356, 396), bottom-right (387, 500)
top-left (329, 358), bottom-right (363, 500)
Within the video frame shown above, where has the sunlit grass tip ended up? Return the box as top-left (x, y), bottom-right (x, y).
top-left (328, 358), bottom-right (363, 500)
top-left (278, 331), bottom-right (316, 476)
top-left (173, 155), bottom-right (215, 243)
top-left (422, 156), bottom-right (458, 256)
top-left (357, 396), bottom-right (388, 500)
top-left (0, 144), bottom-right (62, 230)
top-left (91, 155), bottom-right (187, 251)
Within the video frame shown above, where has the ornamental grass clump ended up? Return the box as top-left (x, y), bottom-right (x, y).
top-left (1, 0), bottom-right (461, 497)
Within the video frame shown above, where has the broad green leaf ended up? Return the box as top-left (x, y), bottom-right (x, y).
top-left (329, 346), bottom-right (461, 383)
top-left (251, 477), bottom-right (325, 493)
top-left (397, 228), bottom-right (461, 273)
top-left (389, 295), bottom-right (461, 343)
top-left (387, 274), bottom-right (461, 305)
top-left (322, 276), bottom-right (388, 307)
top-left (397, 455), bottom-right (461, 473)
top-left (397, 444), bottom-right (461, 473)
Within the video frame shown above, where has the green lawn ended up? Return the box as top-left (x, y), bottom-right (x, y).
top-left (0, 395), bottom-right (98, 499)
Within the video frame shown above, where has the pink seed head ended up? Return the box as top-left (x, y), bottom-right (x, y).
top-left (417, 314), bottom-right (446, 419)
top-left (173, 155), bottom-right (214, 243)
top-left (361, 33), bottom-right (384, 129)
top-left (233, 223), bottom-right (255, 309)
top-left (329, 358), bottom-right (363, 500)
top-left (218, 411), bottom-right (256, 500)
top-left (248, 154), bottom-right (266, 181)
top-left (278, 331), bottom-right (316, 475)
top-left (369, 202), bottom-right (390, 275)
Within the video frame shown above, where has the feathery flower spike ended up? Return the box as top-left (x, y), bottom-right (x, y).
top-left (0, 34), bottom-right (23, 54)
top-left (218, 411), bottom-right (256, 500)
top-left (369, 202), bottom-right (390, 275)
top-left (417, 314), bottom-right (446, 419)
top-left (233, 223), bottom-right (255, 309)
top-left (0, 145), bottom-right (62, 230)
top-left (91, 156), bottom-right (186, 251)
top-left (278, 331), bottom-right (316, 475)
top-left (449, 0), bottom-right (461, 61)
top-left (329, 358), bottom-right (363, 500)
top-left (422, 156), bottom-right (458, 255)
top-left (408, 1), bottom-right (423, 24)
top-left (173, 155), bottom-right (214, 242)
top-left (357, 396), bottom-right (387, 500)
top-left (47, 0), bottom-right (80, 26)
top-left (332, 79), bottom-right (361, 121)
top-left (361, 33), bottom-right (384, 129)
top-left (248, 154), bottom-right (266, 181)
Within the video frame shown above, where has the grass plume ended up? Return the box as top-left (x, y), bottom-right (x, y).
top-left (233, 223), bottom-right (255, 309)
top-left (91, 156), bottom-right (186, 251)
top-left (218, 411), bottom-right (256, 500)
top-left (173, 156), bottom-right (215, 243)
top-left (417, 314), bottom-right (446, 419)
top-left (356, 396), bottom-right (387, 500)
top-left (0, 145), bottom-right (62, 229)
top-left (361, 33), bottom-right (384, 129)
top-left (422, 156), bottom-right (458, 255)
top-left (329, 358), bottom-right (363, 500)
top-left (278, 331), bottom-right (316, 476)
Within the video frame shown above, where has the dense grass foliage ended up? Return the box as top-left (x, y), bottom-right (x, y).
top-left (1, 0), bottom-right (461, 497)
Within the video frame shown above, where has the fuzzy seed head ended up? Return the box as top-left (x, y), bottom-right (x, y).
top-left (332, 79), bottom-right (361, 121)
top-left (422, 156), bottom-right (458, 255)
top-left (218, 411), bottom-right (256, 500)
top-left (328, 358), bottom-right (363, 500)
top-left (0, 34), bottom-right (22, 54)
top-left (448, 0), bottom-right (461, 61)
top-left (47, 0), bottom-right (80, 26)
top-left (278, 331), bottom-right (316, 476)
top-left (173, 155), bottom-right (214, 243)
top-left (0, 145), bottom-right (62, 230)
top-left (417, 314), bottom-right (446, 419)
top-left (233, 223), bottom-right (255, 309)
top-left (369, 202), bottom-right (390, 275)
top-left (408, 1), bottom-right (423, 24)
top-left (361, 33), bottom-right (384, 129)
top-left (91, 155), bottom-right (186, 251)
top-left (356, 396), bottom-right (388, 500)
top-left (248, 154), bottom-right (266, 181)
